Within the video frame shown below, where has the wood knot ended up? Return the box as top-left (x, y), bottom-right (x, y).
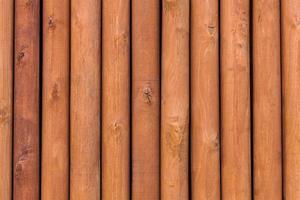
top-left (0, 107), bottom-right (9, 125)
top-left (293, 16), bottom-right (300, 28)
top-left (15, 163), bottom-right (23, 179)
top-left (164, 0), bottom-right (177, 12)
top-left (25, 0), bottom-right (33, 9)
top-left (207, 24), bottom-right (216, 35)
top-left (17, 51), bottom-right (25, 62)
top-left (51, 83), bottom-right (59, 101)
top-left (142, 86), bottom-right (152, 105)
top-left (48, 16), bottom-right (56, 29)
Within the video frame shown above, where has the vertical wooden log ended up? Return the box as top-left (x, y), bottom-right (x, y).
top-left (253, 0), bottom-right (282, 199)
top-left (191, 0), bottom-right (220, 199)
top-left (14, 0), bottom-right (40, 199)
top-left (70, 0), bottom-right (101, 199)
top-left (132, 0), bottom-right (160, 199)
top-left (42, 0), bottom-right (70, 199)
top-left (220, 0), bottom-right (251, 199)
top-left (282, 0), bottom-right (300, 198)
top-left (161, 0), bottom-right (189, 199)
top-left (102, 0), bottom-right (130, 199)
top-left (0, 0), bottom-right (13, 199)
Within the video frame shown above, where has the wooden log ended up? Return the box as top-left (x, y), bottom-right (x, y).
top-left (0, 0), bottom-right (13, 199)
top-left (132, 0), bottom-right (160, 199)
top-left (253, 0), bottom-right (282, 198)
top-left (70, 0), bottom-right (101, 199)
top-left (42, 0), bottom-right (70, 199)
top-left (161, 0), bottom-right (190, 199)
top-left (102, 0), bottom-right (130, 199)
top-left (14, 0), bottom-right (40, 199)
top-left (191, 0), bottom-right (220, 199)
top-left (282, 0), bottom-right (300, 198)
top-left (220, 0), bottom-right (251, 199)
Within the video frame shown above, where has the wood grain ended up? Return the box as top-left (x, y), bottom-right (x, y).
top-left (14, 0), bottom-right (40, 199)
top-left (191, 0), bottom-right (220, 199)
top-left (0, 0), bottom-right (13, 199)
top-left (102, 0), bottom-right (130, 199)
top-left (220, 0), bottom-right (251, 199)
top-left (132, 0), bottom-right (160, 199)
top-left (161, 0), bottom-right (190, 199)
top-left (253, 0), bottom-right (282, 198)
top-left (70, 0), bottom-right (101, 199)
top-left (282, 0), bottom-right (300, 198)
top-left (42, 0), bottom-right (70, 199)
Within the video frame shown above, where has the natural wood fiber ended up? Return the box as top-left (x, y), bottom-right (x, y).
top-left (132, 0), bottom-right (160, 199)
top-left (253, 0), bottom-right (282, 198)
top-left (14, 0), bottom-right (40, 199)
top-left (70, 0), bottom-right (101, 199)
top-left (102, 0), bottom-right (130, 199)
top-left (42, 0), bottom-right (70, 199)
top-left (0, 0), bottom-right (13, 199)
top-left (221, 0), bottom-right (251, 198)
top-left (161, 0), bottom-right (190, 199)
top-left (282, 0), bottom-right (300, 198)
top-left (191, 0), bottom-right (220, 199)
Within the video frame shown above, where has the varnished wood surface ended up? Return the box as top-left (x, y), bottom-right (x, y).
top-left (70, 0), bottom-right (101, 199)
top-left (42, 0), bottom-right (70, 199)
top-left (191, 0), bottom-right (220, 199)
top-left (0, 0), bottom-right (13, 199)
top-left (161, 0), bottom-right (190, 199)
top-left (253, 0), bottom-right (282, 198)
top-left (14, 0), bottom-right (40, 199)
top-left (221, 0), bottom-right (251, 199)
top-left (102, 0), bottom-right (130, 199)
top-left (132, 0), bottom-right (160, 199)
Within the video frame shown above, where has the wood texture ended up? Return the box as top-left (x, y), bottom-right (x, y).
top-left (253, 0), bottom-right (282, 198)
top-left (220, 0), bottom-right (251, 199)
top-left (14, 0), bottom-right (40, 199)
top-left (191, 0), bottom-right (220, 199)
top-left (161, 0), bottom-right (190, 199)
top-left (102, 0), bottom-right (130, 199)
top-left (70, 0), bottom-right (101, 199)
top-left (282, 0), bottom-right (300, 198)
top-left (42, 0), bottom-right (70, 199)
top-left (0, 0), bottom-right (13, 199)
top-left (132, 0), bottom-right (160, 199)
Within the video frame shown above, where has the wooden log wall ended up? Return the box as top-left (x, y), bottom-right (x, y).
top-left (1, 0), bottom-right (300, 199)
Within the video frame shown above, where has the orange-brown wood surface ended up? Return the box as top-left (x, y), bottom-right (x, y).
top-left (0, 0), bottom-right (13, 199)
top-left (2, 1), bottom-right (300, 199)
top-left (221, 0), bottom-right (251, 199)
top-left (253, 0), bottom-right (282, 198)
top-left (42, 0), bottom-right (70, 199)
top-left (132, 0), bottom-right (160, 199)
top-left (191, 0), bottom-right (220, 199)
top-left (70, 0), bottom-right (101, 199)
top-left (282, 0), bottom-right (300, 198)
top-left (14, 0), bottom-right (40, 199)
top-left (102, 0), bottom-right (130, 199)
top-left (161, 0), bottom-right (190, 199)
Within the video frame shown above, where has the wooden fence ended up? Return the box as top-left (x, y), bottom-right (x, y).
top-left (0, 0), bottom-right (300, 199)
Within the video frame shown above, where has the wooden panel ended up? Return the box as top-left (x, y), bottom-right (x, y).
top-left (282, 0), bottom-right (300, 198)
top-left (102, 0), bottom-right (130, 199)
top-left (253, 0), bottom-right (282, 198)
top-left (220, 0), bottom-right (251, 198)
top-left (191, 0), bottom-right (220, 199)
top-left (161, 0), bottom-right (190, 199)
top-left (42, 0), bottom-right (70, 199)
top-left (70, 0), bottom-right (101, 199)
top-left (132, 0), bottom-right (160, 199)
top-left (0, 0), bottom-right (13, 199)
top-left (14, 0), bottom-right (40, 199)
